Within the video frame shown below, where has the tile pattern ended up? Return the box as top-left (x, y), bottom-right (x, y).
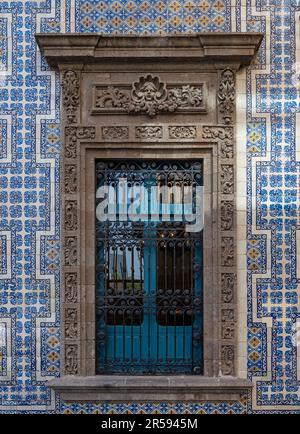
top-left (76, 0), bottom-right (230, 34)
top-left (0, 17), bottom-right (8, 69)
top-left (61, 397), bottom-right (248, 414)
top-left (0, 1), bottom-right (60, 411)
top-left (41, 327), bottom-right (60, 375)
top-left (246, 4), bottom-right (300, 412)
top-left (0, 0), bottom-right (299, 413)
top-left (0, 121), bottom-right (8, 160)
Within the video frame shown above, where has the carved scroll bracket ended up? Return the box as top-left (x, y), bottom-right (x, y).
top-left (62, 124), bottom-right (96, 376)
top-left (62, 69), bottom-right (81, 124)
top-left (217, 68), bottom-right (236, 125)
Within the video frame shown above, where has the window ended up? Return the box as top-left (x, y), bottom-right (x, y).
top-left (36, 32), bottom-right (262, 401)
top-left (95, 160), bottom-right (203, 375)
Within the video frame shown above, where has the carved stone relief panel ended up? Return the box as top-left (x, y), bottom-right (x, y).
top-left (221, 273), bottom-right (235, 304)
top-left (65, 165), bottom-right (78, 194)
top-left (221, 345), bottom-right (235, 375)
top-left (102, 126), bottom-right (129, 139)
top-left (64, 236), bottom-right (78, 267)
top-left (221, 309), bottom-right (235, 340)
top-left (65, 308), bottom-right (79, 340)
top-left (65, 344), bottom-right (79, 375)
top-left (221, 201), bottom-right (234, 231)
top-left (65, 200), bottom-right (78, 231)
top-left (91, 74), bottom-right (206, 117)
top-left (220, 165), bottom-right (234, 194)
top-left (65, 126), bottom-right (95, 158)
top-left (135, 126), bottom-right (163, 139)
top-left (65, 272), bottom-right (78, 303)
top-left (169, 126), bottom-right (197, 139)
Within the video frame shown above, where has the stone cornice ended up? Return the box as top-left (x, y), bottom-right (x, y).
top-left (35, 33), bottom-right (263, 68)
top-left (48, 375), bottom-right (253, 402)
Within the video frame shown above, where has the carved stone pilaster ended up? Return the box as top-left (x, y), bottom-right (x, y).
top-left (217, 69), bottom-right (235, 125)
top-left (202, 124), bottom-right (236, 375)
top-left (102, 126), bottom-right (129, 139)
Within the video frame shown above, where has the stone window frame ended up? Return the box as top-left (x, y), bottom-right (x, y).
top-left (36, 33), bottom-right (263, 402)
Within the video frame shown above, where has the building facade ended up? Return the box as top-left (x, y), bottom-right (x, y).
top-left (0, 0), bottom-right (300, 414)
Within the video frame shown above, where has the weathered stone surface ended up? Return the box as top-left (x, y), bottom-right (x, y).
top-left (48, 375), bottom-right (253, 402)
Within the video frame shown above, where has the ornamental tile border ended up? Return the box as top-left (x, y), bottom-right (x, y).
top-left (0, 0), bottom-right (299, 413)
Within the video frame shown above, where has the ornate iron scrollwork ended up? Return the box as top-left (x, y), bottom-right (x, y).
top-left (95, 159), bottom-right (204, 374)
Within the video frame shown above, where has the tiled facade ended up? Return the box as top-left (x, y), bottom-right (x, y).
top-left (0, 0), bottom-right (299, 413)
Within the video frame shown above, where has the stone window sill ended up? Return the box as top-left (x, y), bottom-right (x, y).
top-left (48, 376), bottom-right (253, 402)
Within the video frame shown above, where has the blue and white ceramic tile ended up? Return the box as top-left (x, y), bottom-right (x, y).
top-left (0, 0), bottom-right (300, 413)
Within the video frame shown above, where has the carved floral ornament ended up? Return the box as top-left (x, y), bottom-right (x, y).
top-left (94, 74), bottom-right (204, 117)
